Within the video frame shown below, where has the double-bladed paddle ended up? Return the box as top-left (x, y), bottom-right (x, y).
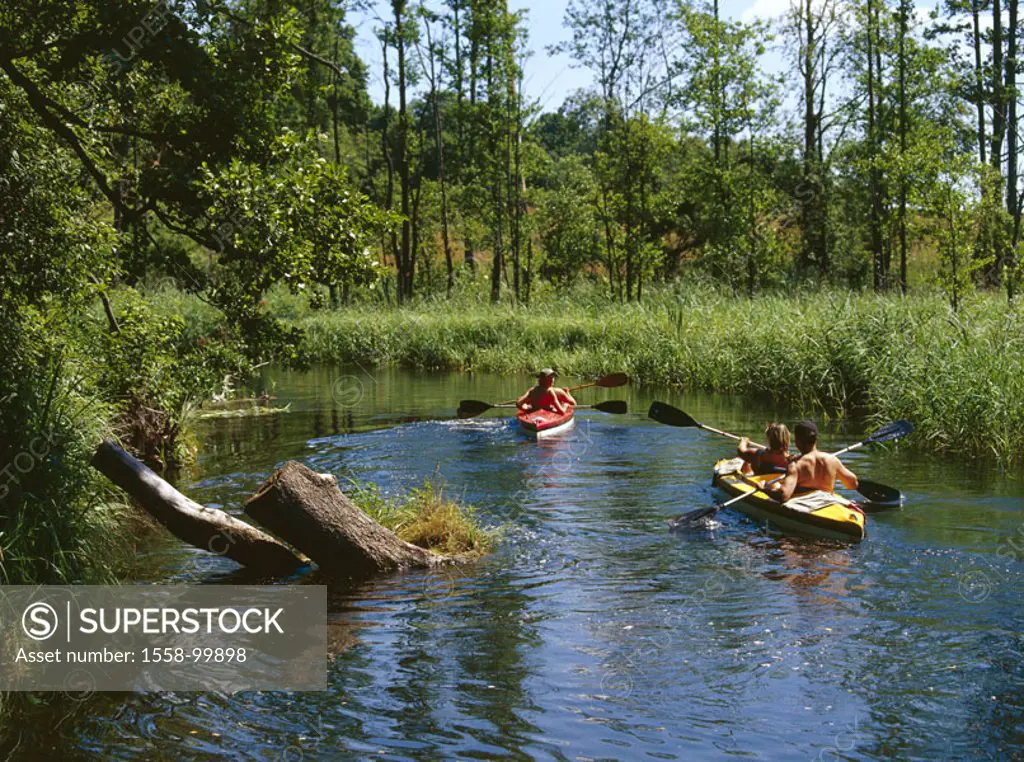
top-left (458, 372), bottom-right (629, 418)
top-left (665, 417), bottom-right (914, 530)
top-left (457, 399), bottom-right (628, 418)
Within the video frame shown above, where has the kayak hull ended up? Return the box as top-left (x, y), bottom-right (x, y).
top-left (517, 407), bottom-right (575, 438)
top-left (712, 459), bottom-right (866, 542)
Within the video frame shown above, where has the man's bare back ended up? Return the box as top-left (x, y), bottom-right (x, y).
top-left (772, 421), bottom-right (858, 502)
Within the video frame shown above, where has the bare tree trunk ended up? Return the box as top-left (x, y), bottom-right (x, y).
top-left (867, 0), bottom-right (884, 291)
top-left (993, 0), bottom-right (1007, 285)
top-left (422, 24), bottom-right (454, 297)
top-left (510, 68), bottom-right (522, 302)
top-left (1007, 0), bottom-right (1019, 302)
top-left (381, 33), bottom-right (399, 294)
top-left (92, 440), bottom-right (304, 573)
top-left (394, 0), bottom-right (414, 302)
top-left (898, 0), bottom-right (909, 295)
top-left (487, 44), bottom-right (503, 303)
top-left (972, 0), bottom-right (987, 165)
top-left (246, 461), bottom-right (441, 576)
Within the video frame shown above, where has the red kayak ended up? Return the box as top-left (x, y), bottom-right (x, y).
top-left (517, 406), bottom-right (575, 438)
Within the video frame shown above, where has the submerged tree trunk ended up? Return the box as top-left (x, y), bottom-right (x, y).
top-left (245, 461), bottom-right (440, 576)
top-left (91, 440), bottom-right (304, 573)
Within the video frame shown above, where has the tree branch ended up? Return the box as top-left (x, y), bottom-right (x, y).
top-left (0, 58), bottom-right (123, 214)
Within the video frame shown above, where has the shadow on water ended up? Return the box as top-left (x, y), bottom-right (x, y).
top-left (4, 366), bottom-right (1022, 760)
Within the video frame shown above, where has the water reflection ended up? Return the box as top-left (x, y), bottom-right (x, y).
top-left (5, 367), bottom-right (1020, 761)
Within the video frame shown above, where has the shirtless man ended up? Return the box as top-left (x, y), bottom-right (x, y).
top-left (517, 369), bottom-right (576, 414)
top-left (771, 420), bottom-right (858, 502)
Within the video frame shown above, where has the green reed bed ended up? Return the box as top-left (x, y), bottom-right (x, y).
top-left (291, 288), bottom-right (1024, 463)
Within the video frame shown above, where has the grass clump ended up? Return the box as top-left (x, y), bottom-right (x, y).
top-left (349, 479), bottom-right (496, 557)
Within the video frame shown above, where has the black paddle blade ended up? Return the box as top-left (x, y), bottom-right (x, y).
top-left (856, 478), bottom-right (904, 508)
top-left (668, 505), bottom-right (722, 531)
top-left (457, 400), bottom-right (492, 419)
top-left (594, 400), bottom-right (628, 414)
top-left (648, 401), bottom-right (699, 427)
top-left (596, 372), bottom-right (630, 388)
top-left (865, 419), bottom-right (914, 445)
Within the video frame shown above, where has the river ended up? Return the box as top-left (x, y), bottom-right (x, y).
top-left (19, 367), bottom-right (1024, 760)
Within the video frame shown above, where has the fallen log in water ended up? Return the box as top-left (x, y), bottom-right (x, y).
top-left (91, 440), bottom-right (304, 573)
top-left (245, 461), bottom-right (441, 577)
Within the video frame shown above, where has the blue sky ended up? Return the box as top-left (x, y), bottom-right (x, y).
top-left (349, 0), bottom-right (943, 116)
top-left (349, 0), bottom-right (790, 112)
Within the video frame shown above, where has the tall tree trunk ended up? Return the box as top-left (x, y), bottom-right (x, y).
top-left (332, 38), bottom-right (341, 165)
top-left (867, 0), bottom-right (884, 291)
top-left (394, 0), bottom-right (413, 302)
top-left (993, 0), bottom-right (1006, 174)
top-left (525, 235), bottom-right (533, 305)
top-left (464, 7), bottom-right (480, 274)
top-left (1007, 0), bottom-right (1019, 301)
top-left (897, 0), bottom-right (909, 295)
top-left (799, 0), bottom-right (825, 277)
top-left (512, 69), bottom-right (524, 303)
top-left (381, 33), bottom-right (398, 292)
top-left (436, 98), bottom-right (454, 296)
top-left (972, 0), bottom-right (987, 165)
top-left (488, 42), bottom-right (503, 305)
top-left (331, 36), bottom-right (342, 307)
top-left (421, 17), bottom-right (454, 296)
top-left (992, 0), bottom-right (1007, 284)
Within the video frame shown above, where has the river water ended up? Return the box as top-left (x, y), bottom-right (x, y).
top-left (23, 367), bottom-right (1024, 760)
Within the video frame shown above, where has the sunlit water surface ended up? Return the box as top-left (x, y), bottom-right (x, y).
top-left (19, 367), bottom-right (1024, 760)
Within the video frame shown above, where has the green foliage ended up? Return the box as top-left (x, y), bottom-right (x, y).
top-left (0, 81), bottom-right (132, 584)
top-left (0, 0), bottom-right (389, 583)
top-left (196, 134), bottom-right (391, 325)
top-left (536, 156), bottom-right (602, 285)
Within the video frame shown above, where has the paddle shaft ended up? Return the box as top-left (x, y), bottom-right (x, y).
top-left (491, 403), bottom-right (602, 410)
top-left (698, 422), bottom-right (766, 450)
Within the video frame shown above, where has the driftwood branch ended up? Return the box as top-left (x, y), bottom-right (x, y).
top-left (92, 440), bottom-right (304, 573)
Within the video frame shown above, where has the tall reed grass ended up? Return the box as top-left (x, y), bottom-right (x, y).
top-left (286, 285), bottom-right (1024, 462)
top-left (0, 320), bottom-right (133, 584)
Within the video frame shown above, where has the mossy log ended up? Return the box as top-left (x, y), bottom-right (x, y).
top-left (245, 461), bottom-right (440, 576)
top-left (91, 440), bottom-right (304, 574)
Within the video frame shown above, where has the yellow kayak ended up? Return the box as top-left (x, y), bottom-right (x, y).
top-left (711, 458), bottom-right (866, 542)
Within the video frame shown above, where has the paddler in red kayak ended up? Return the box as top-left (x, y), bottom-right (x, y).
top-left (737, 422), bottom-right (791, 475)
top-left (517, 368), bottom-right (576, 414)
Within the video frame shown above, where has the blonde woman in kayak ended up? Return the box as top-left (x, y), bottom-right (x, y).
top-left (738, 422), bottom-right (791, 475)
top-left (771, 420), bottom-right (858, 502)
top-left (517, 369), bottom-right (576, 414)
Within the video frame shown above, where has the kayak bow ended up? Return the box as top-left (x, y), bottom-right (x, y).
top-left (517, 406), bottom-right (575, 438)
